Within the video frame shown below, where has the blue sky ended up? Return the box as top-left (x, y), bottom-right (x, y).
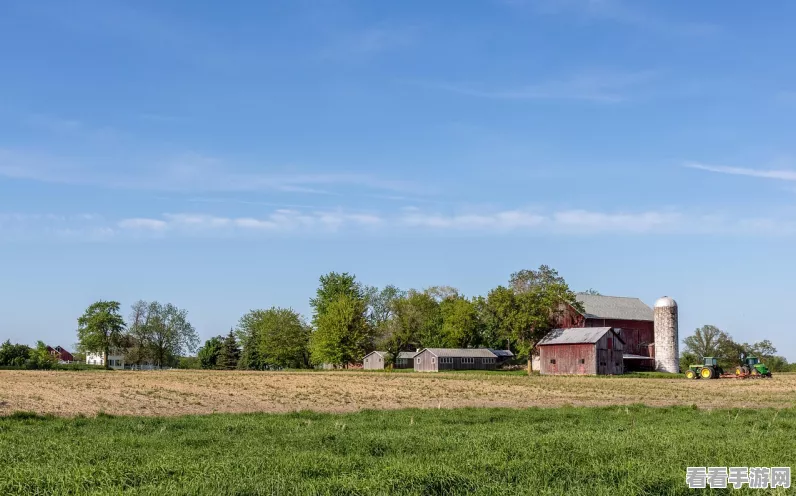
top-left (2, 0), bottom-right (796, 359)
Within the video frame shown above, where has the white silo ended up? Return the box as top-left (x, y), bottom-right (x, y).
top-left (653, 296), bottom-right (679, 373)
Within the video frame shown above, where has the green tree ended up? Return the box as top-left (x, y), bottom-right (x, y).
top-left (237, 308), bottom-right (311, 369)
top-left (310, 295), bottom-right (373, 367)
top-left (198, 336), bottom-right (223, 369)
top-left (178, 356), bottom-right (201, 369)
top-left (76, 300), bottom-right (126, 370)
top-left (480, 286), bottom-right (520, 350)
top-left (509, 265), bottom-right (566, 294)
top-left (682, 325), bottom-right (728, 359)
top-left (0, 340), bottom-right (32, 367)
top-left (217, 330), bottom-right (241, 370)
top-left (507, 266), bottom-right (582, 374)
top-left (310, 272), bottom-right (364, 327)
top-left (30, 341), bottom-right (58, 370)
top-left (364, 285), bottom-right (405, 331)
top-left (440, 296), bottom-right (482, 348)
top-left (129, 301), bottom-right (199, 368)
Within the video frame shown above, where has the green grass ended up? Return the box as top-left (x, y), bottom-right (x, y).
top-left (1, 407), bottom-right (794, 495)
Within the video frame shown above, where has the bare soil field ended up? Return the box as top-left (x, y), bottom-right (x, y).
top-left (1, 370), bottom-right (794, 417)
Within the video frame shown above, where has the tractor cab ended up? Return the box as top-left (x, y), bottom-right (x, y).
top-left (703, 357), bottom-right (718, 367)
top-left (745, 356), bottom-right (760, 366)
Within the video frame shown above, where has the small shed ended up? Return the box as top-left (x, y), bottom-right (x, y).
top-left (363, 351), bottom-right (387, 370)
top-left (413, 348), bottom-right (498, 372)
top-left (538, 327), bottom-right (624, 375)
top-left (395, 351), bottom-right (418, 369)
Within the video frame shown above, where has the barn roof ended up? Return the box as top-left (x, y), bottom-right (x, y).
top-left (488, 349), bottom-right (515, 357)
top-left (421, 348), bottom-right (498, 358)
top-left (575, 294), bottom-right (653, 322)
top-left (397, 351), bottom-right (419, 359)
top-left (538, 327), bottom-right (624, 346)
top-left (363, 351), bottom-right (387, 359)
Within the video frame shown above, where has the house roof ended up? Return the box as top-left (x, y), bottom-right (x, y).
top-left (575, 294), bottom-right (653, 322)
top-left (488, 349), bottom-right (515, 357)
top-left (421, 348), bottom-right (498, 358)
top-left (363, 351), bottom-right (387, 359)
top-left (538, 327), bottom-right (624, 346)
top-left (397, 351), bottom-right (419, 359)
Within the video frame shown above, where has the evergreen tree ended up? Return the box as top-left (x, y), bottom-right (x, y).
top-left (217, 330), bottom-right (241, 370)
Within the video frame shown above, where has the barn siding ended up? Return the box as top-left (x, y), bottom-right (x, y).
top-left (595, 331), bottom-right (624, 375)
top-left (413, 351), bottom-right (498, 372)
top-left (539, 344), bottom-right (596, 375)
top-left (585, 319), bottom-right (653, 357)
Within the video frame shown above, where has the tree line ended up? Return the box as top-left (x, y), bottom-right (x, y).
top-left (681, 325), bottom-right (791, 372)
top-left (75, 300), bottom-right (199, 369)
top-left (192, 265), bottom-right (583, 373)
top-left (0, 340), bottom-right (60, 369)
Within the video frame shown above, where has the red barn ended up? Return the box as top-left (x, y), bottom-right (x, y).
top-left (538, 327), bottom-right (624, 375)
top-left (555, 294), bottom-right (655, 371)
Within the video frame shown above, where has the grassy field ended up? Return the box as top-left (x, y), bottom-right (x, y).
top-left (1, 406), bottom-right (794, 495)
top-left (1, 370), bottom-right (795, 417)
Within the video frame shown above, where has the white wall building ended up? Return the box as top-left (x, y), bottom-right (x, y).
top-left (85, 351), bottom-right (126, 369)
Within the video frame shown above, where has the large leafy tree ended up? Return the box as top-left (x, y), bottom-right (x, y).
top-left (310, 272), bottom-right (364, 327)
top-left (129, 301), bottom-right (199, 368)
top-left (310, 295), bottom-right (373, 367)
top-left (237, 307), bottom-right (311, 369)
top-left (682, 325), bottom-right (728, 359)
top-left (439, 296), bottom-right (482, 348)
top-left (364, 284), bottom-right (405, 331)
top-left (507, 266), bottom-right (582, 374)
top-left (76, 300), bottom-right (126, 369)
top-left (198, 336), bottom-right (223, 369)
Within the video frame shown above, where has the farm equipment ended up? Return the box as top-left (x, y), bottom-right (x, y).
top-left (734, 356), bottom-right (772, 378)
top-left (685, 357), bottom-right (723, 379)
top-left (685, 356), bottom-right (773, 379)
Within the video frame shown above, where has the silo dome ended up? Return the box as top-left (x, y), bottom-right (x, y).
top-left (654, 296), bottom-right (677, 308)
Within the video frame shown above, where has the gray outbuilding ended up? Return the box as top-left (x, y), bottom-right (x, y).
top-left (413, 348), bottom-right (499, 372)
top-left (363, 351), bottom-right (387, 370)
top-left (395, 351), bottom-right (418, 369)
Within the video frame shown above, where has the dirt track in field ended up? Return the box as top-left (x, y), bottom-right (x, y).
top-left (1, 370), bottom-right (794, 417)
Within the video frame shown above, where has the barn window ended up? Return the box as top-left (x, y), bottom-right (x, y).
top-left (416, 358), bottom-right (421, 364)
top-left (615, 362), bottom-right (620, 367)
top-left (579, 359), bottom-right (585, 364)
top-left (432, 357), bottom-right (436, 364)
top-left (550, 359), bottom-right (556, 364)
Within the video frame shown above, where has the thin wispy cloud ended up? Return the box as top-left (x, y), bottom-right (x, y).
top-left (422, 70), bottom-right (657, 103)
top-left (321, 25), bottom-right (421, 60)
top-left (504, 0), bottom-right (718, 36)
top-left (6, 207), bottom-right (796, 241)
top-left (685, 162), bottom-right (796, 182)
top-left (0, 148), bottom-right (427, 196)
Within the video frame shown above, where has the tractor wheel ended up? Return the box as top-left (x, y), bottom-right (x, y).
top-left (751, 369), bottom-right (760, 376)
top-left (735, 366), bottom-right (743, 376)
top-left (700, 367), bottom-right (714, 379)
top-left (685, 369), bottom-right (697, 380)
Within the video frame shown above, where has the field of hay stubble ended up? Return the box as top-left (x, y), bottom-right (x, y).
top-left (1, 369), bottom-right (795, 417)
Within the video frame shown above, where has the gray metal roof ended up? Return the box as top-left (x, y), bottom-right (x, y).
top-left (576, 294), bottom-right (653, 321)
top-left (488, 349), bottom-right (515, 357)
top-left (623, 353), bottom-right (654, 360)
top-left (538, 327), bottom-right (615, 346)
top-left (422, 348), bottom-right (498, 358)
top-left (364, 351), bottom-right (387, 359)
top-left (397, 351), bottom-right (419, 359)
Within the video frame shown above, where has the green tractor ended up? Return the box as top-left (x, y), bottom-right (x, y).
top-left (734, 356), bottom-right (772, 378)
top-left (685, 357), bottom-right (724, 379)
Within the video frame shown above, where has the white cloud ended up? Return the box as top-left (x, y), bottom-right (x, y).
top-left (7, 207), bottom-right (796, 241)
top-left (685, 162), bottom-right (796, 182)
top-left (0, 148), bottom-right (426, 196)
top-left (117, 218), bottom-right (169, 230)
top-left (504, 0), bottom-right (718, 36)
top-left (422, 70), bottom-right (657, 103)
